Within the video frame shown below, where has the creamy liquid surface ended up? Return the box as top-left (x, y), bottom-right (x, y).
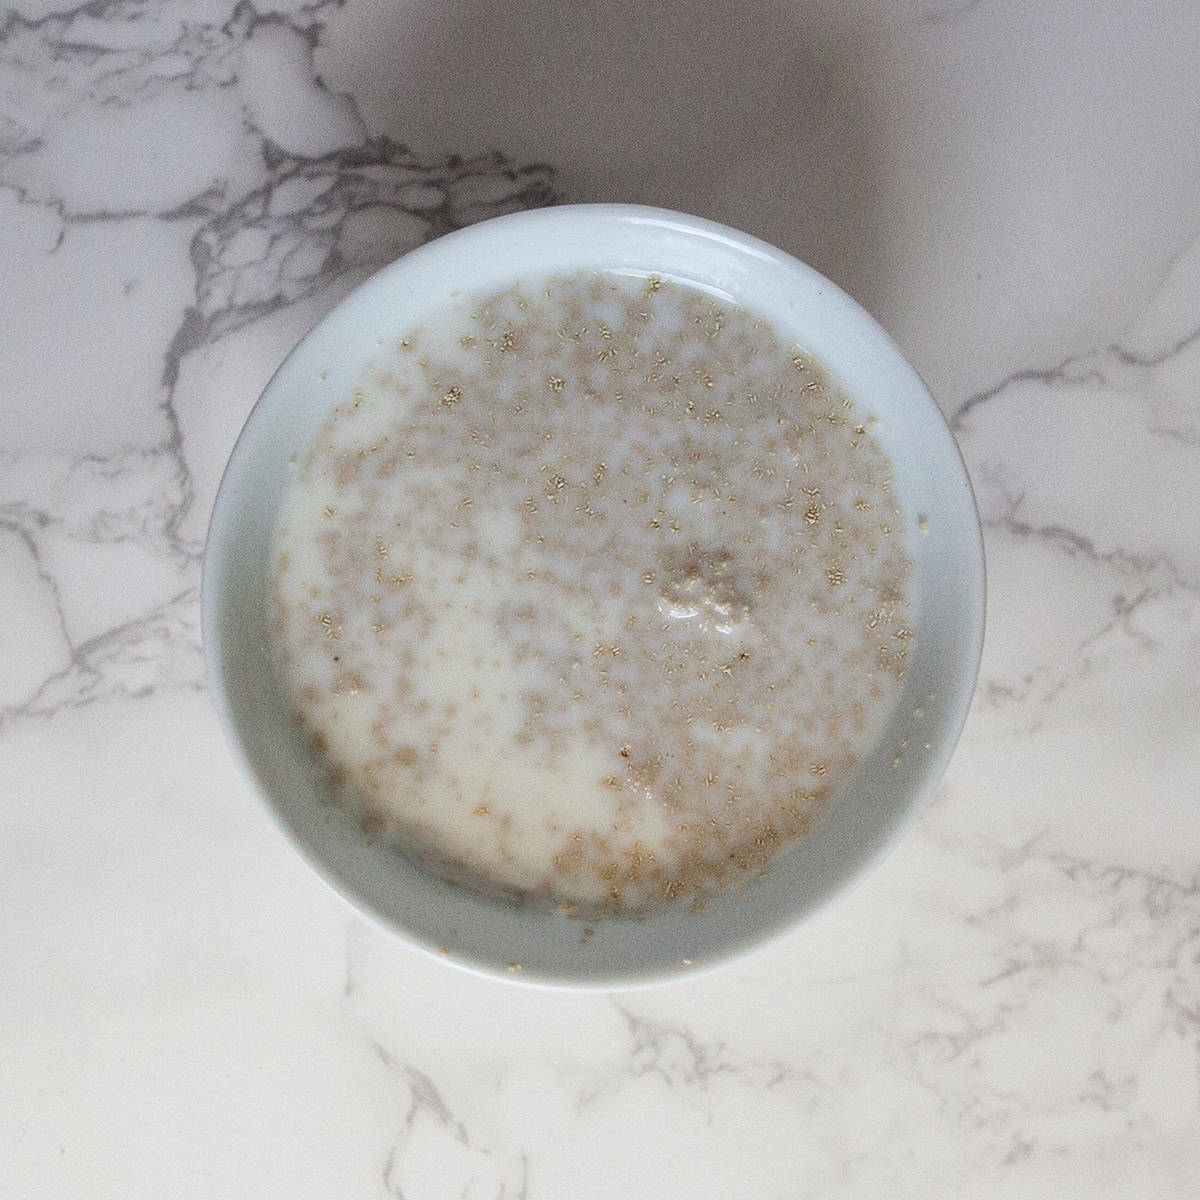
top-left (271, 271), bottom-right (912, 912)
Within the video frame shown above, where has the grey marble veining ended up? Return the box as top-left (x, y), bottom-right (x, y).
top-left (2, 1), bottom-right (1198, 1196)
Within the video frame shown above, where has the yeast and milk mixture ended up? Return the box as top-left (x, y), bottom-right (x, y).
top-left (271, 271), bottom-right (912, 912)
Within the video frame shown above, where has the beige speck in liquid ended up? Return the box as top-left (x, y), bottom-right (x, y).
top-left (270, 270), bottom-right (912, 916)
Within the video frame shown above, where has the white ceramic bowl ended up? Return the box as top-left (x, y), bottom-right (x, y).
top-left (203, 204), bottom-right (985, 988)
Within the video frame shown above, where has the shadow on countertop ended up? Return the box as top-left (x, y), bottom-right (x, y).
top-left (314, 0), bottom-right (883, 312)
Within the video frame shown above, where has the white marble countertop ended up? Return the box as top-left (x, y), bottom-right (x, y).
top-left (3, 1), bottom-right (1198, 1195)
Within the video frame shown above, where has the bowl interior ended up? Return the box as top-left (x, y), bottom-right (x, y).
top-left (202, 204), bottom-right (984, 987)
